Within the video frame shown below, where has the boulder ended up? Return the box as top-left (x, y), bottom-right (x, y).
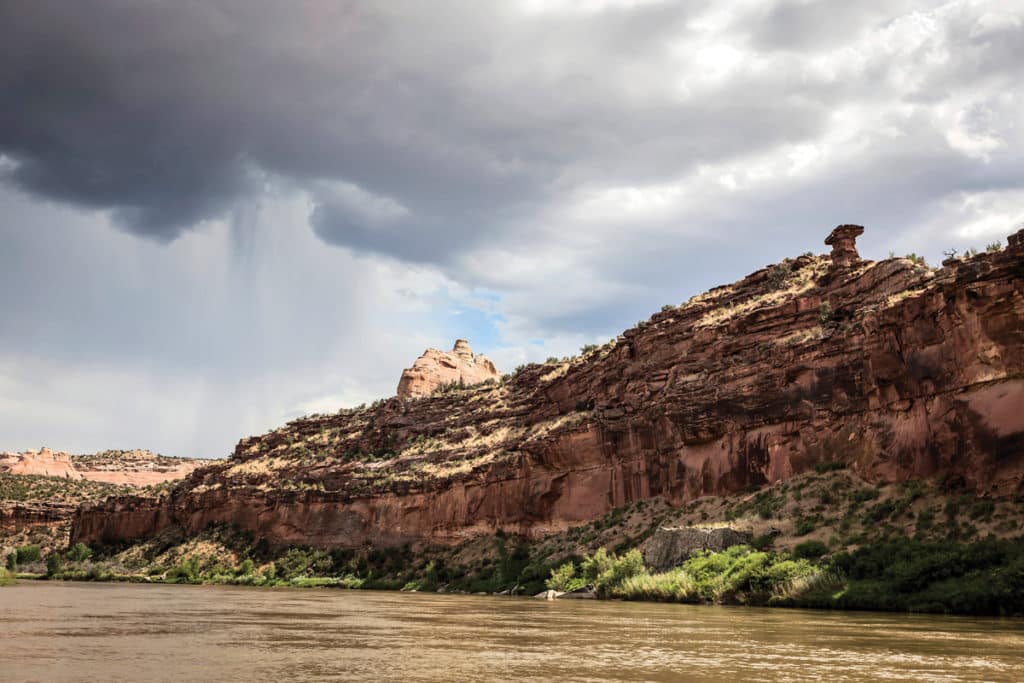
top-left (640, 526), bottom-right (752, 572)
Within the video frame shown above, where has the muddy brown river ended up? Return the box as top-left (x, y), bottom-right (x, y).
top-left (2, 582), bottom-right (1023, 681)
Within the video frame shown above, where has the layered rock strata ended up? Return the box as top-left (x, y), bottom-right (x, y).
top-left (73, 227), bottom-right (1024, 550)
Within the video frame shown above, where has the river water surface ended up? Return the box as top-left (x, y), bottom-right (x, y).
top-left (2, 582), bottom-right (1023, 682)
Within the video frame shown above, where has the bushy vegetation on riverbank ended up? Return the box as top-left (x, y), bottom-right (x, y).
top-left (41, 521), bottom-right (1024, 616)
top-left (43, 525), bottom-right (555, 594)
top-left (820, 537), bottom-right (1024, 615)
top-left (543, 538), bottom-right (1024, 616)
top-left (547, 545), bottom-right (828, 605)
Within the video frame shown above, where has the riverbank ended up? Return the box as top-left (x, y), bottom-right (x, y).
top-left (18, 534), bottom-right (1022, 618)
top-left (10, 470), bottom-right (1024, 616)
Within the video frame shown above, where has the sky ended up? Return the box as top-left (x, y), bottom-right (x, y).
top-left (2, 0), bottom-right (1023, 458)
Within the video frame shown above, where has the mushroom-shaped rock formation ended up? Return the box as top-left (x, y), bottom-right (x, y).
top-left (825, 224), bottom-right (865, 269)
top-left (396, 339), bottom-right (500, 399)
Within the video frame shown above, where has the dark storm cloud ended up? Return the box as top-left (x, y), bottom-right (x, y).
top-left (0, 0), bottom-right (825, 250)
top-left (1, 0), bottom-right (1022, 339)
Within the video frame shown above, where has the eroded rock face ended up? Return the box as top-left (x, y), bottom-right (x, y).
top-left (641, 527), bottom-right (752, 572)
top-left (73, 227), bottom-right (1024, 551)
top-left (397, 339), bottom-right (500, 399)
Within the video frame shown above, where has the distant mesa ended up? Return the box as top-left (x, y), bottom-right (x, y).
top-left (0, 447), bottom-right (210, 487)
top-left (0, 447), bottom-right (80, 479)
top-left (397, 339), bottom-right (500, 399)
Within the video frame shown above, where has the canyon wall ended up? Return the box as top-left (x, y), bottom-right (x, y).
top-left (73, 227), bottom-right (1024, 550)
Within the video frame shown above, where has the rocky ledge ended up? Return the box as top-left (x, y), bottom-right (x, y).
top-left (72, 226), bottom-right (1024, 551)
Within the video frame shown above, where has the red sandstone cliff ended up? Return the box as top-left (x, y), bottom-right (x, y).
top-left (72, 226), bottom-right (1024, 550)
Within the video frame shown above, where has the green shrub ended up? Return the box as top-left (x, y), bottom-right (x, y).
top-left (16, 545), bottom-right (41, 564)
top-left (862, 500), bottom-right (899, 525)
top-left (819, 302), bottom-right (833, 325)
top-left (166, 556), bottom-right (201, 583)
top-left (46, 553), bottom-right (64, 577)
top-left (768, 261), bottom-right (793, 290)
top-left (600, 549), bottom-right (645, 591)
top-left (682, 546), bottom-right (818, 603)
top-left (275, 548), bottom-right (333, 580)
top-left (613, 568), bottom-right (698, 603)
top-left (67, 543), bottom-right (92, 562)
top-left (969, 499), bottom-right (995, 521)
top-left (794, 518), bottom-right (817, 536)
top-left (850, 488), bottom-right (880, 505)
top-left (578, 548), bottom-right (645, 596)
top-left (580, 547), bottom-right (614, 583)
top-left (5, 552), bottom-right (16, 572)
top-left (793, 540), bottom-right (828, 560)
top-left (827, 537), bottom-right (1024, 615)
top-left (546, 561), bottom-right (585, 592)
top-left (814, 461), bottom-right (846, 474)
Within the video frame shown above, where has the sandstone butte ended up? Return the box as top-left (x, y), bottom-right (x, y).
top-left (71, 226), bottom-right (1024, 551)
top-left (396, 339), bottom-right (500, 399)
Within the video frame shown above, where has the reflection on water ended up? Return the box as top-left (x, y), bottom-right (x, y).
top-left (1, 582), bottom-right (1022, 682)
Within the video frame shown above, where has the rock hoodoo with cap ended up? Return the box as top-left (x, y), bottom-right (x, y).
top-left (396, 339), bottom-right (500, 399)
top-left (825, 224), bottom-right (865, 269)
